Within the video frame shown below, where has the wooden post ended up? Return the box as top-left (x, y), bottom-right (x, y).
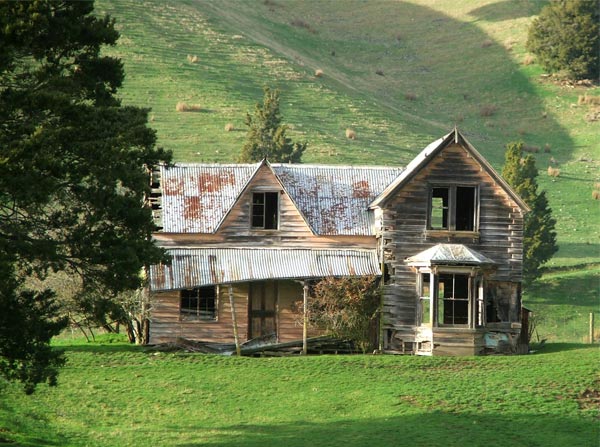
top-left (229, 284), bottom-right (241, 357)
top-left (303, 281), bottom-right (309, 355)
top-left (590, 312), bottom-right (595, 344)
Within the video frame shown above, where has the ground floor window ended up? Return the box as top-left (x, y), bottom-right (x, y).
top-left (180, 286), bottom-right (217, 321)
top-left (418, 269), bottom-right (484, 328)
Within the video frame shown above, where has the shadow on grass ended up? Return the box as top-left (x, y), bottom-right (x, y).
top-left (468, 1), bottom-right (544, 22)
top-left (531, 342), bottom-right (597, 354)
top-left (175, 412), bottom-right (597, 447)
top-left (54, 343), bottom-right (141, 354)
top-left (525, 267), bottom-right (599, 307)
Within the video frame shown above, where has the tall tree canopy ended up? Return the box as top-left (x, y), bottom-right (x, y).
top-left (526, 0), bottom-right (599, 80)
top-left (502, 142), bottom-right (558, 285)
top-left (239, 86), bottom-right (306, 163)
top-left (0, 0), bottom-right (171, 392)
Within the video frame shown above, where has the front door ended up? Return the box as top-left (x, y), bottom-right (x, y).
top-left (248, 281), bottom-right (277, 339)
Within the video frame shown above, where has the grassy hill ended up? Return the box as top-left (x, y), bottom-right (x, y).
top-left (93, 0), bottom-right (599, 339)
top-left (0, 337), bottom-right (597, 446)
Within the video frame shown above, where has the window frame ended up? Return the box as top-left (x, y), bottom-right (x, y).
top-left (427, 184), bottom-right (479, 233)
top-left (180, 286), bottom-right (218, 321)
top-left (251, 191), bottom-right (279, 230)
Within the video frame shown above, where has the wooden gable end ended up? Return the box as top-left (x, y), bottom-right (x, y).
top-left (216, 163), bottom-right (314, 239)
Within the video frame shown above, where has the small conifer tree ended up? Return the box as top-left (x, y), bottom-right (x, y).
top-left (502, 142), bottom-right (558, 285)
top-left (526, 0), bottom-right (599, 80)
top-left (239, 86), bottom-right (306, 163)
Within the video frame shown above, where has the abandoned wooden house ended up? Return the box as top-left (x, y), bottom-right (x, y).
top-left (147, 129), bottom-right (530, 355)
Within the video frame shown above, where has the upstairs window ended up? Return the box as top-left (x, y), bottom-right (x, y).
top-left (429, 186), bottom-right (477, 231)
top-left (180, 286), bottom-right (217, 321)
top-left (252, 192), bottom-right (279, 230)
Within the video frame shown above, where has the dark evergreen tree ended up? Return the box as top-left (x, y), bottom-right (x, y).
top-left (526, 0), bottom-right (599, 80)
top-left (502, 142), bottom-right (558, 285)
top-left (0, 1), bottom-right (171, 392)
top-left (239, 86), bottom-right (306, 163)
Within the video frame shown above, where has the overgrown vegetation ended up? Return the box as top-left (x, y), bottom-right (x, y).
top-left (239, 86), bottom-right (306, 162)
top-left (526, 0), bottom-right (599, 80)
top-left (300, 276), bottom-right (380, 353)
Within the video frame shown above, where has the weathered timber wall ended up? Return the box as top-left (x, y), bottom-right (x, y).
top-left (380, 143), bottom-right (525, 339)
top-left (149, 280), bottom-right (318, 344)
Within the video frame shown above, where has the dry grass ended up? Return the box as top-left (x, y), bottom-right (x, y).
top-left (315, 68), bottom-right (324, 77)
top-left (345, 128), bottom-right (356, 140)
top-left (224, 123), bottom-right (235, 132)
top-left (479, 104), bottom-right (497, 117)
top-left (547, 166), bottom-right (560, 177)
top-left (176, 102), bottom-right (202, 112)
top-left (523, 54), bottom-right (535, 66)
top-left (578, 95), bottom-right (600, 106)
top-left (404, 92), bottom-right (417, 101)
top-left (187, 54), bottom-right (199, 64)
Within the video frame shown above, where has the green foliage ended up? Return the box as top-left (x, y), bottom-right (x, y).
top-left (0, 341), bottom-right (597, 445)
top-left (303, 276), bottom-right (380, 352)
top-left (502, 142), bottom-right (558, 284)
top-left (526, 0), bottom-right (600, 80)
top-left (239, 86), bottom-right (306, 163)
top-left (0, 0), bottom-right (171, 392)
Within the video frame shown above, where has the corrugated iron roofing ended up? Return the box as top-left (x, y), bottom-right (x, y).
top-left (149, 248), bottom-right (380, 291)
top-left (405, 244), bottom-right (495, 266)
top-left (159, 163), bottom-right (259, 233)
top-left (158, 162), bottom-right (403, 235)
top-left (272, 164), bottom-right (403, 235)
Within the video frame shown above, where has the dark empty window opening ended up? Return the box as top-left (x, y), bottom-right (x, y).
top-left (180, 286), bottom-right (217, 320)
top-left (429, 186), bottom-right (477, 231)
top-left (252, 192), bottom-right (278, 229)
top-left (437, 273), bottom-right (469, 325)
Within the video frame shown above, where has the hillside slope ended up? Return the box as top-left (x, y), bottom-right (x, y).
top-left (94, 0), bottom-right (599, 339)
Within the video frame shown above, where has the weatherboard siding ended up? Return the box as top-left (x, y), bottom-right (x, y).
top-left (381, 143), bottom-right (525, 348)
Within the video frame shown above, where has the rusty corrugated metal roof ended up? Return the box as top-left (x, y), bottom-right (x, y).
top-left (272, 164), bottom-right (403, 235)
top-left (149, 248), bottom-right (380, 291)
top-left (159, 163), bottom-right (260, 233)
top-left (405, 244), bottom-right (495, 266)
top-left (157, 162), bottom-right (403, 235)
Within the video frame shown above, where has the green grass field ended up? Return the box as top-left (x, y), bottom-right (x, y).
top-left (0, 335), bottom-right (598, 446)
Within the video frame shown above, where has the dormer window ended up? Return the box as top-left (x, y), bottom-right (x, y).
top-left (252, 192), bottom-right (279, 229)
top-left (429, 186), bottom-right (477, 231)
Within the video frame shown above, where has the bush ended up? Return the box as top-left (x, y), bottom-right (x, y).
top-left (526, 0), bottom-right (599, 80)
top-left (301, 276), bottom-right (380, 353)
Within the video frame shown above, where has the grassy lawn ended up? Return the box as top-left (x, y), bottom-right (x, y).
top-left (0, 336), bottom-right (598, 446)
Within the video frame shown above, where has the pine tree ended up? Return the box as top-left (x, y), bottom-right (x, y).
top-left (239, 86), bottom-right (306, 163)
top-left (502, 142), bottom-right (558, 285)
top-left (526, 0), bottom-right (599, 80)
top-left (0, 1), bottom-right (171, 392)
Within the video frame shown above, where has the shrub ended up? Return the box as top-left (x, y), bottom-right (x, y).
top-left (404, 92), bottom-right (417, 101)
top-left (480, 104), bottom-right (497, 117)
top-left (299, 276), bottom-right (380, 353)
top-left (224, 123), bottom-right (234, 132)
top-left (314, 68), bottom-right (323, 77)
top-left (547, 166), bottom-right (560, 177)
top-left (187, 54), bottom-right (199, 63)
top-left (175, 102), bottom-right (201, 112)
top-left (526, 0), bottom-right (599, 80)
top-left (345, 128), bottom-right (356, 139)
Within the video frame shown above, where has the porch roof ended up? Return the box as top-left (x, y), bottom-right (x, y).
top-left (149, 248), bottom-right (380, 291)
top-left (405, 244), bottom-right (495, 267)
